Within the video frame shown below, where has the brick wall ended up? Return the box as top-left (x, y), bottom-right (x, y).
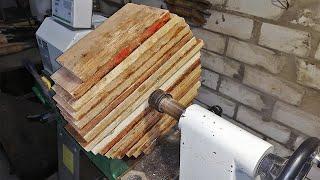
top-left (193, 0), bottom-right (320, 156)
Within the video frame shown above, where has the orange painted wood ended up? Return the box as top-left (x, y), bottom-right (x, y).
top-left (51, 4), bottom-right (170, 99)
top-left (82, 39), bottom-right (201, 144)
top-left (58, 19), bottom-right (189, 123)
top-left (50, 5), bottom-right (205, 159)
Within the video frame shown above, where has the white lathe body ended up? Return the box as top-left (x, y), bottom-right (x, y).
top-left (148, 89), bottom-right (320, 180)
top-left (179, 104), bottom-right (273, 180)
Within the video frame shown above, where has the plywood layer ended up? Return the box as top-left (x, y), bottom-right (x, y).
top-left (51, 3), bottom-right (203, 159)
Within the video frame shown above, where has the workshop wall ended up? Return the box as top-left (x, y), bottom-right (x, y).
top-left (194, 0), bottom-right (320, 157)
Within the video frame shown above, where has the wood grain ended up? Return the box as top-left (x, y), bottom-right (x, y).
top-left (102, 60), bottom-right (201, 157)
top-left (92, 59), bottom-right (200, 154)
top-left (108, 81), bottom-right (201, 158)
top-left (57, 17), bottom-right (188, 122)
top-left (83, 55), bottom-right (200, 151)
top-left (135, 93), bottom-right (197, 157)
top-left (50, 6), bottom-right (204, 159)
top-left (51, 4), bottom-right (170, 98)
top-left (70, 38), bottom-right (200, 135)
top-left (52, 85), bottom-right (74, 109)
top-left (60, 28), bottom-right (193, 130)
top-left (127, 69), bottom-right (201, 157)
top-left (82, 40), bottom-right (202, 144)
top-left (123, 82), bottom-right (199, 158)
top-left (142, 118), bottom-right (177, 156)
top-left (98, 65), bottom-right (201, 155)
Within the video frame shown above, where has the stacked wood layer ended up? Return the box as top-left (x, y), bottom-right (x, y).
top-left (51, 3), bottom-right (203, 159)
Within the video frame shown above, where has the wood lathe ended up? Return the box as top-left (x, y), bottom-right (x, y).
top-left (31, 0), bottom-right (320, 179)
top-left (148, 89), bottom-right (320, 180)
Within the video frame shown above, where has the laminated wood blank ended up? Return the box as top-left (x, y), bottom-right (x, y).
top-left (51, 3), bottom-right (204, 159)
top-left (52, 3), bottom-right (170, 98)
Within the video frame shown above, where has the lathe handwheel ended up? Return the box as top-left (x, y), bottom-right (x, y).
top-left (276, 137), bottom-right (320, 180)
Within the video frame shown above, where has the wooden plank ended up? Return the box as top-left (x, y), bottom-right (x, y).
top-left (63, 41), bottom-right (203, 150)
top-left (56, 3), bottom-right (168, 80)
top-left (53, 94), bottom-right (75, 116)
top-left (55, 104), bottom-right (80, 130)
top-left (142, 101), bottom-right (195, 156)
top-left (142, 119), bottom-right (176, 155)
top-left (70, 30), bottom-right (193, 131)
top-left (82, 53), bottom-right (201, 151)
top-left (71, 15), bottom-right (181, 110)
top-left (82, 40), bottom-right (202, 144)
top-left (51, 4), bottom-right (170, 98)
top-left (133, 89), bottom-right (198, 157)
top-left (52, 85), bottom-right (74, 109)
top-left (58, 17), bottom-right (188, 122)
top-left (51, 67), bottom-right (82, 97)
top-left (107, 81), bottom-right (201, 158)
top-left (108, 110), bottom-right (160, 155)
top-left (101, 59), bottom-right (200, 157)
top-left (53, 23), bottom-right (188, 122)
top-left (124, 82), bottom-right (200, 158)
top-left (59, 29), bottom-right (192, 130)
top-left (60, 112), bottom-right (79, 130)
top-left (134, 115), bottom-right (173, 156)
top-left (58, 15), bottom-right (182, 112)
top-left (123, 75), bottom-right (200, 158)
top-left (49, 5), bottom-right (205, 158)
top-left (92, 64), bottom-right (201, 154)
top-left (91, 107), bottom-right (154, 153)
top-left (127, 70), bottom-right (200, 157)
top-left (104, 72), bottom-right (200, 157)
top-left (67, 38), bottom-right (200, 136)
top-left (65, 124), bottom-right (87, 144)
top-left (142, 139), bottom-right (157, 155)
